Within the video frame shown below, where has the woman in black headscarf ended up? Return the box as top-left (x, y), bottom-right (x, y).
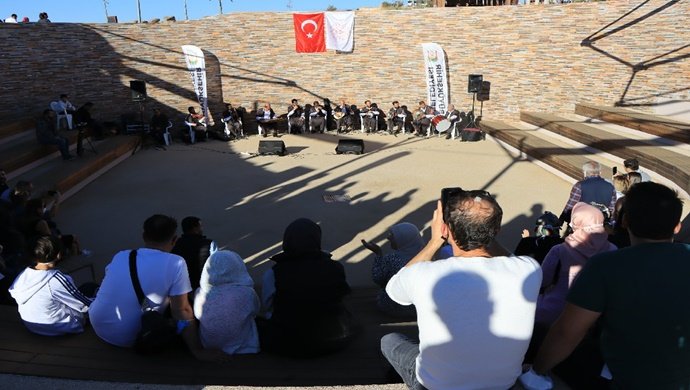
top-left (258, 218), bottom-right (356, 357)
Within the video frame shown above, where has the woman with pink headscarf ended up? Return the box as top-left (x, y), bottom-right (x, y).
top-left (536, 202), bottom-right (617, 326)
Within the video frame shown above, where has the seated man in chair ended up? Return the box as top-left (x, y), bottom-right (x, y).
top-left (185, 106), bottom-right (207, 143)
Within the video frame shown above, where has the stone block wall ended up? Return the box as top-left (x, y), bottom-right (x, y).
top-left (0, 0), bottom-right (688, 125)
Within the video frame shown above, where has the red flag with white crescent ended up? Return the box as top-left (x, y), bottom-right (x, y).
top-left (293, 13), bottom-right (326, 53)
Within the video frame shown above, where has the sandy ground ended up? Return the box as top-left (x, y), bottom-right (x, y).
top-left (56, 132), bottom-right (574, 287)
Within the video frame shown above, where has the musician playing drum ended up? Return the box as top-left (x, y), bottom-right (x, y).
top-left (413, 101), bottom-right (437, 136)
top-left (309, 101), bottom-right (327, 133)
top-left (334, 99), bottom-right (354, 133)
top-left (256, 102), bottom-right (278, 137)
top-left (387, 101), bottom-right (407, 134)
top-left (287, 99), bottom-right (305, 134)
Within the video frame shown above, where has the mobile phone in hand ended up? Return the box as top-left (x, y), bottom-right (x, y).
top-left (612, 166), bottom-right (617, 175)
top-left (441, 187), bottom-right (464, 220)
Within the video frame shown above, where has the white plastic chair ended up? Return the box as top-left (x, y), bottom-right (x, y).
top-left (185, 121), bottom-right (197, 144)
top-left (163, 121), bottom-right (173, 146)
top-left (50, 101), bottom-right (72, 130)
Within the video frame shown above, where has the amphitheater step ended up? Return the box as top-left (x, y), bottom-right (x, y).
top-left (2, 130), bottom-right (80, 177)
top-left (479, 119), bottom-right (617, 181)
top-left (575, 102), bottom-right (690, 144)
top-left (7, 135), bottom-right (139, 199)
top-left (0, 118), bottom-right (35, 141)
top-left (520, 111), bottom-right (690, 195)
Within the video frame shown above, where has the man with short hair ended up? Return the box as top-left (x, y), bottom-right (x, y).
top-left (559, 161), bottom-right (616, 223)
top-left (9, 236), bottom-right (92, 336)
top-left (4, 14), bottom-right (18, 23)
top-left (36, 109), bottom-right (75, 161)
top-left (623, 158), bottom-right (651, 182)
top-left (89, 215), bottom-right (200, 352)
top-left (527, 182), bottom-right (690, 388)
top-left (172, 216), bottom-right (217, 290)
top-left (381, 190), bottom-right (541, 389)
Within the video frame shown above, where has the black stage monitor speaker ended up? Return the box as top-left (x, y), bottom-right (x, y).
top-left (130, 80), bottom-right (147, 102)
top-left (477, 81), bottom-right (491, 102)
top-left (258, 140), bottom-right (286, 156)
top-left (468, 74), bottom-right (483, 93)
top-left (335, 139), bottom-right (365, 155)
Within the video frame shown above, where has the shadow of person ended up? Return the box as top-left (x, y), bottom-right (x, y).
top-left (418, 270), bottom-right (536, 388)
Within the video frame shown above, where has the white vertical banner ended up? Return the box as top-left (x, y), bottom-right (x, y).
top-left (421, 43), bottom-right (449, 115)
top-left (325, 11), bottom-right (355, 52)
top-left (181, 45), bottom-right (209, 125)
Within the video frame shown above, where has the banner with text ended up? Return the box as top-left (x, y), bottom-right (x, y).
top-left (181, 45), bottom-right (209, 124)
top-left (421, 43), bottom-right (449, 115)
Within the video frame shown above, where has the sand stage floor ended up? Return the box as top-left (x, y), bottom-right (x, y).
top-left (57, 132), bottom-right (574, 286)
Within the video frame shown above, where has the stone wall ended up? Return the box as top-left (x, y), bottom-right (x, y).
top-left (1, 0), bottom-right (688, 125)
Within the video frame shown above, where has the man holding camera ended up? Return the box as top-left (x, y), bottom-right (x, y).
top-left (381, 189), bottom-right (541, 389)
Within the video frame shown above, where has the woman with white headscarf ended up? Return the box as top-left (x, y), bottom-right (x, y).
top-left (363, 222), bottom-right (424, 317)
top-left (194, 250), bottom-right (260, 354)
top-left (536, 202), bottom-right (617, 326)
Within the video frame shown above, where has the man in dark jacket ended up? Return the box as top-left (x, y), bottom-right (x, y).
top-left (36, 110), bottom-right (74, 161)
top-left (172, 216), bottom-right (217, 289)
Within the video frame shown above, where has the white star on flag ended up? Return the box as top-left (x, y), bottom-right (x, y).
top-left (307, 33), bottom-right (313, 38)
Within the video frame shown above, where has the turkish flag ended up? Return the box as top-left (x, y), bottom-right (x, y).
top-left (293, 13), bottom-right (326, 53)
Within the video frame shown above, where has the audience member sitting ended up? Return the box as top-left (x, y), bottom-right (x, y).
top-left (36, 109), bottom-right (75, 161)
top-left (3, 180), bottom-right (32, 220)
top-left (17, 197), bottom-right (86, 258)
top-left (363, 222), bottom-right (423, 318)
top-left (194, 250), bottom-right (260, 355)
top-left (536, 202), bottom-right (616, 328)
top-left (0, 207), bottom-right (25, 305)
top-left (74, 102), bottom-right (104, 140)
top-left (37, 12), bottom-right (50, 23)
top-left (4, 14), bottom-right (18, 23)
top-left (559, 161), bottom-right (615, 224)
top-left (172, 216), bottom-right (217, 290)
top-left (259, 218), bottom-right (356, 357)
top-left (185, 106), bottom-right (207, 142)
top-left (9, 236), bottom-right (93, 336)
top-left (89, 215), bottom-right (202, 355)
top-left (527, 182), bottom-right (690, 389)
top-left (0, 170), bottom-right (7, 198)
top-left (381, 190), bottom-right (541, 389)
top-left (623, 158), bottom-right (650, 182)
top-left (627, 171), bottom-right (642, 188)
top-left (514, 211), bottom-right (564, 264)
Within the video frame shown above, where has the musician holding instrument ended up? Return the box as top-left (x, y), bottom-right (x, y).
top-left (221, 103), bottom-right (242, 139)
top-left (334, 99), bottom-right (354, 133)
top-left (412, 101), bottom-right (437, 136)
top-left (309, 101), bottom-right (327, 133)
top-left (185, 106), bottom-right (208, 141)
top-left (444, 104), bottom-right (462, 139)
top-left (287, 99), bottom-right (305, 134)
top-left (361, 100), bottom-right (381, 133)
top-left (387, 101), bottom-right (408, 134)
top-left (256, 102), bottom-right (278, 137)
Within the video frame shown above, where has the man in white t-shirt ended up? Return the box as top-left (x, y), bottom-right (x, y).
top-left (381, 190), bottom-right (542, 389)
top-left (89, 215), bottom-right (200, 352)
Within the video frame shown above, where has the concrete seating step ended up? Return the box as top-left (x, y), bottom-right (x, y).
top-left (0, 118), bottom-right (35, 141)
top-left (7, 135), bottom-right (139, 198)
top-left (1, 130), bottom-right (80, 176)
top-left (520, 111), bottom-right (690, 195)
top-left (575, 102), bottom-right (690, 144)
top-left (479, 119), bottom-right (615, 181)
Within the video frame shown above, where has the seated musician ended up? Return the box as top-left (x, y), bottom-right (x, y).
top-left (221, 103), bottom-right (242, 139)
top-left (185, 106), bottom-right (207, 141)
top-left (256, 102), bottom-right (277, 137)
top-left (309, 101), bottom-right (327, 133)
top-left (74, 102), bottom-right (104, 140)
top-left (361, 100), bottom-right (381, 133)
top-left (412, 101), bottom-right (437, 136)
top-left (444, 104), bottom-right (463, 139)
top-left (287, 99), bottom-right (305, 134)
top-left (387, 101), bottom-right (407, 134)
top-left (334, 99), bottom-right (353, 133)
top-left (150, 108), bottom-right (170, 145)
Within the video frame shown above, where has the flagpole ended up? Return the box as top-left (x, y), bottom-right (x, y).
top-left (136, 0), bottom-right (142, 23)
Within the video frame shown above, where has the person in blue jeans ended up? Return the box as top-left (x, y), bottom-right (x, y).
top-left (35, 109), bottom-right (74, 161)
